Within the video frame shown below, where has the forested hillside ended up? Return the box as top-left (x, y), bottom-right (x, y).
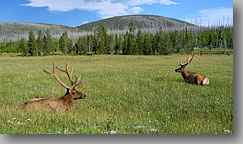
top-left (0, 15), bottom-right (200, 42)
top-left (0, 22), bottom-right (89, 42)
top-left (1, 23), bottom-right (232, 55)
top-left (77, 15), bottom-right (200, 33)
top-left (0, 15), bottom-right (233, 55)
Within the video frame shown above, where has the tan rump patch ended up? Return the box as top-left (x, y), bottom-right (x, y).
top-left (203, 78), bottom-right (210, 85)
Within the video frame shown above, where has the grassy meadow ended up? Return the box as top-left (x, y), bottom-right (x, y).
top-left (0, 54), bottom-right (233, 134)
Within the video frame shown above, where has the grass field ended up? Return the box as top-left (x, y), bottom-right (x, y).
top-left (0, 54), bottom-right (233, 134)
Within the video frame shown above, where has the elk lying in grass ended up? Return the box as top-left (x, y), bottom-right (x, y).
top-left (23, 63), bottom-right (86, 112)
top-left (175, 53), bottom-right (210, 85)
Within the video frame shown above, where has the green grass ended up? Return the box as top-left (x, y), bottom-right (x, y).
top-left (0, 54), bottom-right (233, 134)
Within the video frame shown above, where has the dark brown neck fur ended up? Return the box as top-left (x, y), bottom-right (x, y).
top-left (181, 69), bottom-right (191, 79)
top-left (58, 92), bottom-right (75, 107)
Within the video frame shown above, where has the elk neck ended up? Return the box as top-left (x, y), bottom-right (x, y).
top-left (181, 69), bottom-right (191, 79)
top-left (58, 90), bottom-right (75, 106)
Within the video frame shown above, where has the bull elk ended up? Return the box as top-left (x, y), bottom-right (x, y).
top-left (23, 63), bottom-right (86, 112)
top-left (175, 53), bottom-right (210, 85)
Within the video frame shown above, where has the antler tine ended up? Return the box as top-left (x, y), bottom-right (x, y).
top-left (178, 61), bottom-right (183, 66)
top-left (177, 54), bottom-right (190, 67)
top-left (187, 52), bottom-right (202, 65)
top-left (187, 53), bottom-right (195, 64)
top-left (56, 62), bottom-right (75, 85)
top-left (177, 54), bottom-right (194, 67)
top-left (195, 52), bottom-right (200, 58)
top-left (43, 63), bottom-right (71, 90)
top-left (189, 52), bottom-right (201, 63)
top-left (185, 54), bottom-right (191, 63)
top-left (70, 74), bottom-right (83, 90)
top-left (43, 69), bottom-right (52, 74)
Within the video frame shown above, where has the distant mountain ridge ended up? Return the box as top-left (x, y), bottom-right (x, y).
top-left (78, 15), bottom-right (199, 32)
top-left (0, 22), bottom-right (85, 42)
top-left (0, 15), bottom-right (201, 42)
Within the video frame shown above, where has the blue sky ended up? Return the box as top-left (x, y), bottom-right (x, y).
top-left (0, 0), bottom-right (233, 27)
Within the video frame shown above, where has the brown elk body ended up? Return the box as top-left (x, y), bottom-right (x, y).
top-left (175, 53), bottom-right (210, 85)
top-left (23, 63), bottom-right (86, 112)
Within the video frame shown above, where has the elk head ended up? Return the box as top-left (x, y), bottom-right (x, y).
top-left (175, 53), bottom-right (200, 73)
top-left (43, 63), bottom-right (87, 100)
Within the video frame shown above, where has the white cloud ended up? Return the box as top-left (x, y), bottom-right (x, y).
top-left (81, 21), bottom-right (89, 25)
top-left (128, 7), bottom-right (144, 14)
top-left (22, 0), bottom-right (179, 18)
top-left (159, 0), bottom-right (180, 5)
top-left (185, 7), bottom-right (233, 27)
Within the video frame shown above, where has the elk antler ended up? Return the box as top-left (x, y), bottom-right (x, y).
top-left (55, 62), bottom-right (83, 90)
top-left (178, 53), bottom-right (200, 67)
top-left (56, 62), bottom-right (74, 85)
top-left (43, 63), bottom-right (71, 90)
top-left (70, 74), bottom-right (83, 90)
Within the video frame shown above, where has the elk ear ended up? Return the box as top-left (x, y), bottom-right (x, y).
top-left (64, 89), bottom-right (71, 96)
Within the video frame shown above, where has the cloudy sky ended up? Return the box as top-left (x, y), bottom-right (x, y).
top-left (0, 0), bottom-right (233, 27)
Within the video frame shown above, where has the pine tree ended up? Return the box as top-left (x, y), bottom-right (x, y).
top-left (82, 36), bottom-right (87, 54)
top-left (184, 27), bottom-right (190, 53)
top-left (68, 38), bottom-right (73, 54)
top-left (226, 28), bottom-right (233, 49)
top-left (87, 35), bottom-right (93, 54)
top-left (76, 36), bottom-right (87, 55)
top-left (118, 36), bottom-right (122, 54)
top-left (122, 32), bottom-right (128, 55)
top-left (42, 35), bottom-right (48, 55)
top-left (93, 30), bottom-right (98, 54)
top-left (128, 22), bottom-right (137, 55)
top-left (129, 22), bottom-right (136, 33)
top-left (127, 33), bottom-right (133, 55)
top-left (37, 30), bottom-right (44, 56)
top-left (59, 31), bottom-right (69, 54)
top-left (96, 26), bottom-right (107, 54)
top-left (114, 34), bottom-right (122, 55)
top-left (73, 42), bottom-right (78, 55)
top-left (131, 35), bottom-right (138, 55)
top-left (53, 40), bottom-right (59, 53)
top-left (160, 33), bottom-right (167, 55)
top-left (28, 30), bottom-right (37, 56)
top-left (173, 30), bottom-right (180, 53)
top-left (20, 38), bottom-right (28, 56)
top-left (152, 33), bottom-right (158, 54)
top-left (107, 34), bottom-right (114, 54)
top-left (77, 37), bottom-right (82, 55)
top-left (207, 31), bottom-right (213, 50)
top-left (165, 32), bottom-right (174, 54)
top-left (179, 30), bottom-right (186, 53)
top-left (156, 28), bottom-right (164, 54)
top-left (114, 34), bottom-right (119, 55)
top-left (143, 34), bottom-right (152, 55)
top-left (136, 29), bottom-right (144, 55)
top-left (46, 29), bottom-right (53, 55)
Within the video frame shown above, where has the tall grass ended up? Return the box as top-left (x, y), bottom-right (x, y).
top-left (0, 54), bottom-right (233, 134)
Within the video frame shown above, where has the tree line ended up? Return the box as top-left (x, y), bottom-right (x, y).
top-left (20, 29), bottom-right (58, 56)
top-left (0, 22), bottom-right (233, 55)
